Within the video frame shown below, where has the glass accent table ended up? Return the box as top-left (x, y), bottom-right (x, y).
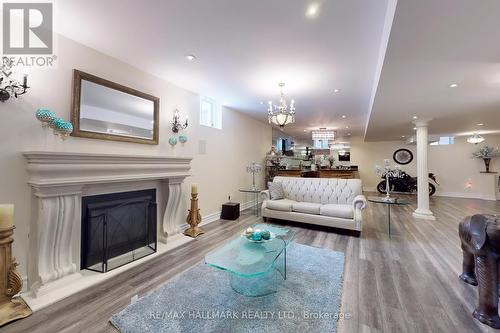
top-left (367, 196), bottom-right (410, 238)
top-left (205, 223), bottom-right (295, 296)
top-left (239, 188), bottom-right (262, 216)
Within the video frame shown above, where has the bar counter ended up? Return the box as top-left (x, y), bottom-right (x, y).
top-left (276, 167), bottom-right (359, 179)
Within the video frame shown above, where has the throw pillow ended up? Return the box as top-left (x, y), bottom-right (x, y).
top-left (268, 181), bottom-right (284, 200)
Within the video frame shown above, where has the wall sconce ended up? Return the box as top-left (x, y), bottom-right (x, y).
top-left (0, 57), bottom-right (29, 102)
top-left (171, 109), bottom-right (188, 133)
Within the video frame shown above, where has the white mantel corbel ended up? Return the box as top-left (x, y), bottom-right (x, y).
top-left (23, 152), bottom-right (192, 297)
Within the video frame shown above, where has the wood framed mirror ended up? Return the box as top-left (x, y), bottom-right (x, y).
top-left (71, 70), bottom-right (160, 145)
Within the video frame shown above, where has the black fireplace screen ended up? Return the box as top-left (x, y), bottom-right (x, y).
top-left (81, 189), bottom-right (157, 273)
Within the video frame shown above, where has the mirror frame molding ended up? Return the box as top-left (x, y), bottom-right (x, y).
top-left (71, 69), bottom-right (160, 145)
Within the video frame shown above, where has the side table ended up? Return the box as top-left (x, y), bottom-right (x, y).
top-left (239, 188), bottom-right (262, 217)
top-left (367, 196), bottom-right (410, 238)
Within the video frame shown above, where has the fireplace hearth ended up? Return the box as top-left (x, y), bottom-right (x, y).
top-left (81, 189), bottom-right (157, 273)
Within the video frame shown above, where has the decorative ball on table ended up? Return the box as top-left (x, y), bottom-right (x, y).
top-left (261, 230), bottom-right (271, 240)
top-left (35, 108), bottom-right (56, 127)
top-left (251, 229), bottom-right (262, 241)
top-left (244, 228), bottom-right (273, 242)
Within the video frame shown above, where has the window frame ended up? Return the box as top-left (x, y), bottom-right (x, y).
top-left (199, 96), bottom-right (221, 129)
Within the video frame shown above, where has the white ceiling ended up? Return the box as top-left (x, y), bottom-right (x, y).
top-left (365, 0), bottom-right (500, 141)
top-left (56, 0), bottom-right (500, 143)
top-left (56, 0), bottom-right (391, 140)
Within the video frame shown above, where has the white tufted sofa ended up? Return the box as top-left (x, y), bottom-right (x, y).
top-left (261, 176), bottom-right (367, 232)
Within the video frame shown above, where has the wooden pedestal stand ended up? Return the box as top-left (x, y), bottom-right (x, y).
top-left (0, 227), bottom-right (31, 326)
top-left (184, 193), bottom-right (204, 238)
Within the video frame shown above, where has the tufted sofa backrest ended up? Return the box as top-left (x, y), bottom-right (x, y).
top-left (273, 176), bottom-right (362, 205)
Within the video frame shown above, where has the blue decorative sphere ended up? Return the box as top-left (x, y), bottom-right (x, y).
top-left (169, 137), bottom-right (178, 146)
top-left (49, 117), bottom-right (65, 129)
top-left (59, 121), bottom-right (73, 137)
top-left (179, 135), bottom-right (188, 143)
top-left (35, 108), bottom-right (56, 126)
top-left (251, 231), bottom-right (262, 241)
top-left (261, 230), bottom-right (271, 240)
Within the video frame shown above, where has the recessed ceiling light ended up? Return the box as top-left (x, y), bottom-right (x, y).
top-left (345, 126), bottom-right (349, 129)
top-left (413, 127), bottom-right (417, 130)
top-left (477, 123), bottom-right (484, 126)
top-left (185, 54), bottom-right (196, 61)
top-left (259, 101), bottom-right (264, 105)
top-left (334, 89), bottom-right (341, 93)
top-left (303, 129), bottom-right (307, 132)
top-left (449, 83), bottom-right (458, 88)
top-left (305, 3), bottom-right (320, 18)
top-left (412, 115), bottom-right (418, 120)
top-left (341, 115), bottom-right (346, 119)
top-left (401, 135), bottom-right (406, 138)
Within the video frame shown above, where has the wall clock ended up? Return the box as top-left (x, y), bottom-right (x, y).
top-left (393, 148), bottom-right (413, 165)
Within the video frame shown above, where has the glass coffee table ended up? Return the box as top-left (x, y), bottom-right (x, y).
top-left (205, 223), bottom-right (295, 297)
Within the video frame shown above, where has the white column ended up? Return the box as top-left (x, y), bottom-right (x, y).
top-left (412, 120), bottom-right (435, 220)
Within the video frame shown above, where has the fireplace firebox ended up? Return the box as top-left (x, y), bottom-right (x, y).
top-left (81, 189), bottom-right (157, 273)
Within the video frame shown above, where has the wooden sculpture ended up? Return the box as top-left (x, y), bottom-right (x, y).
top-left (184, 184), bottom-right (204, 238)
top-left (459, 214), bottom-right (500, 328)
top-left (0, 204), bottom-right (32, 326)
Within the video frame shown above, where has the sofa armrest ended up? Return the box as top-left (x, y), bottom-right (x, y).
top-left (352, 195), bottom-right (367, 210)
top-left (261, 190), bottom-right (270, 202)
top-left (352, 195), bottom-right (367, 231)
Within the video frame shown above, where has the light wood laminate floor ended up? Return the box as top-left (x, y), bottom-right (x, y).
top-left (2, 195), bottom-right (500, 333)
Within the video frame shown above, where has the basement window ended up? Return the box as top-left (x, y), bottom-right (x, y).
top-left (430, 136), bottom-right (455, 146)
top-left (200, 96), bottom-right (222, 129)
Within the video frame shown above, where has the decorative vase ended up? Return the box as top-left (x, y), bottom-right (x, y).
top-left (35, 109), bottom-right (56, 127)
top-left (483, 158), bottom-right (491, 173)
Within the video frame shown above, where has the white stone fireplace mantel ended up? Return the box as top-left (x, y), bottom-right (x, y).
top-left (23, 151), bottom-right (192, 302)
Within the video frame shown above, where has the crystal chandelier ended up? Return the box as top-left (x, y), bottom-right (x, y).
top-left (267, 82), bottom-right (295, 128)
top-left (311, 129), bottom-right (335, 140)
top-left (0, 57), bottom-right (29, 102)
top-left (467, 133), bottom-right (485, 144)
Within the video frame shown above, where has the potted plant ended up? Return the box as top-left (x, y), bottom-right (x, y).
top-left (472, 146), bottom-right (500, 173)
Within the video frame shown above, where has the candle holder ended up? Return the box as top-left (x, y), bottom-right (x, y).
top-left (184, 193), bottom-right (204, 238)
top-left (0, 226), bottom-right (31, 326)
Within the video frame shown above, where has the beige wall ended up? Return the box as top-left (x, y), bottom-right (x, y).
top-left (350, 135), bottom-right (500, 200)
top-left (0, 35), bottom-right (271, 278)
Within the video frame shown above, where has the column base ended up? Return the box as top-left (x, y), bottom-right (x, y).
top-left (413, 209), bottom-right (436, 220)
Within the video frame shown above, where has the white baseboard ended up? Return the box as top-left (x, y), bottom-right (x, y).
top-left (176, 200), bottom-right (255, 233)
top-left (363, 187), bottom-right (498, 201)
top-left (434, 191), bottom-right (498, 201)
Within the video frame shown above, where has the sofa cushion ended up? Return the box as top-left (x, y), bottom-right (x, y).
top-left (266, 199), bottom-right (296, 212)
top-left (292, 202), bottom-right (321, 215)
top-left (320, 204), bottom-right (353, 219)
top-left (268, 181), bottom-right (284, 200)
